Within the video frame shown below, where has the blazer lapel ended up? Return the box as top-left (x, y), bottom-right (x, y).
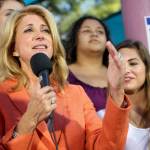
top-left (6, 81), bottom-right (69, 147)
top-left (35, 112), bottom-right (64, 148)
top-left (36, 94), bottom-right (69, 147)
top-left (8, 87), bottom-right (29, 115)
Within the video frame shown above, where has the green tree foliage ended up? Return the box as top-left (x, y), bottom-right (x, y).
top-left (40, 0), bottom-right (121, 34)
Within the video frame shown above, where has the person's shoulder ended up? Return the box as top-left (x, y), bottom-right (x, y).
top-left (65, 83), bottom-right (84, 92)
top-left (0, 79), bottom-right (17, 92)
top-left (62, 83), bottom-right (86, 97)
top-left (0, 79), bottom-right (16, 107)
top-left (61, 83), bottom-right (89, 104)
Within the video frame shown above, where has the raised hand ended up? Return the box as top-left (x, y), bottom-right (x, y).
top-left (106, 41), bottom-right (125, 106)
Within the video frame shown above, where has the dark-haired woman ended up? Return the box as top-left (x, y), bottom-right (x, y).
top-left (66, 16), bottom-right (110, 111)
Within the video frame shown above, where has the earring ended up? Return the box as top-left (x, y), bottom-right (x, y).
top-left (13, 51), bottom-right (19, 57)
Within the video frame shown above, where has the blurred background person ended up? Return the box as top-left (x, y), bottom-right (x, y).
top-left (65, 16), bottom-right (110, 111)
top-left (0, 0), bottom-right (24, 45)
top-left (0, 0), bottom-right (24, 27)
top-left (98, 40), bottom-right (150, 150)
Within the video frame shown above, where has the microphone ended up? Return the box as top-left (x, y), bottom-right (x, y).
top-left (30, 53), bottom-right (58, 149)
top-left (30, 53), bottom-right (52, 87)
top-left (30, 52), bottom-right (54, 125)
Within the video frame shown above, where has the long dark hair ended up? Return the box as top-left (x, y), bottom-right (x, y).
top-left (65, 15), bottom-right (110, 67)
top-left (117, 39), bottom-right (150, 127)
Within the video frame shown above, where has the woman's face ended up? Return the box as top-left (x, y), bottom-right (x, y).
top-left (14, 14), bottom-right (53, 67)
top-left (119, 48), bottom-right (146, 94)
top-left (77, 19), bottom-right (107, 55)
top-left (0, 0), bottom-right (24, 26)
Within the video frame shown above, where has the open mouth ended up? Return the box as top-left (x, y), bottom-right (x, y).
top-left (32, 44), bottom-right (48, 49)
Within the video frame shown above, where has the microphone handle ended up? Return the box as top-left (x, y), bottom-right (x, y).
top-left (39, 70), bottom-right (54, 131)
top-left (48, 111), bottom-right (54, 131)
top-left (39, 70), bottom-right (50, 87)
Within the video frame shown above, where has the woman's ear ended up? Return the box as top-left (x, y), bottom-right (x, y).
top-left (13, 51), bottom-right (19, 57)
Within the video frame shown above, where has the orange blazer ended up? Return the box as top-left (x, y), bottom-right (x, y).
top-left (0, 80), bottom-right (131, 150)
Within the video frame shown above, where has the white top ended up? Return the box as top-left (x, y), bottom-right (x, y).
top-left (98, 109), bottom-right (150, 150)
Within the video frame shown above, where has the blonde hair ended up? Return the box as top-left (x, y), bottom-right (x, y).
top-left (0, 5), bottom-right (68, 90)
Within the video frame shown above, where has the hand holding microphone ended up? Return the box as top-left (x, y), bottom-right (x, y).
top-left (30, 53), bottom-right (56, 122)
top-left (16, 53), bottom-right (56, 135)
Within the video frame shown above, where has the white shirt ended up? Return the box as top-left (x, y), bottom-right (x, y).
top-left (98, 109), bottom-right (150, 150)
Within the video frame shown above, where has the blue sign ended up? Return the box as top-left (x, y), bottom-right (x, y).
top-left (146, 17), bottom-right (150, 25)
top-left (103, 11), bottom-right (125, 45)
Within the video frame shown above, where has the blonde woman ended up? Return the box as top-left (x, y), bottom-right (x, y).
top-left (0, 5), bottom-right (131, 150)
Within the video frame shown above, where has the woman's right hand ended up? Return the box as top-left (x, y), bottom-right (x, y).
top-left (106, 41), bottom-right (125, 107)
top-left (16, 81), bottom-right (57, 135)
